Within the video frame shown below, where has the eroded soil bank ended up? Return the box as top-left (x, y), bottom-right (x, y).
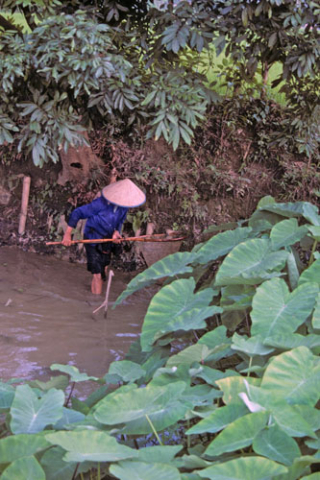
top-left (0, 246), bottom-right (153, 384)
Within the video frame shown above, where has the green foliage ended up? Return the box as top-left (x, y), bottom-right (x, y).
top-left (3, 197), bottom-right (320, 477)
top-left (1, 0), bottom-right (320, 165)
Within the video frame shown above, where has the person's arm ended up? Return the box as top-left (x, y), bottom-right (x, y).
top-left (112, 208), bottom-right (128, 242)
top-left (62, 225), bottom-right (73, 246)
top-left (61, 199), bottom-right (102, 246)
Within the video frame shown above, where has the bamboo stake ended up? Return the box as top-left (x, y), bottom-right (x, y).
top-left (18, 176), bottom-right (31, 235)
top-left (46, 233), bottom-right (185, 246)
top-left (93, 270), bottom-right (115, 316)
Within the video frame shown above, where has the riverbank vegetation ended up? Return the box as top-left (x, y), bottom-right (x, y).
top-left (1, 2), bottom-right (320, 478)
top-left (1, 198), bottom-right (320, 478)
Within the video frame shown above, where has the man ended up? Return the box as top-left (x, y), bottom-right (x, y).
top-left (62, 179), bottom-right (146, 294)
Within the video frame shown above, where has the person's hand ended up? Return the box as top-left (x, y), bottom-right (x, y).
top-left (62, 227), bottom-right (73, 246)
top-left (112, 230), bottom-right (122, 243)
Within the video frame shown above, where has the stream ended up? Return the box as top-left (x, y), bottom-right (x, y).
top-left (0, 246), bottom-right (152, 391)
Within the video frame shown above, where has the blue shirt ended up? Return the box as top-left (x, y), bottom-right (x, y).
top-left (68, 196), bottom-right (128, 240)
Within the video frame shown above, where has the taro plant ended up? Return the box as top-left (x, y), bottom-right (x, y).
top-left (1, 197), bottom-right (320, 479)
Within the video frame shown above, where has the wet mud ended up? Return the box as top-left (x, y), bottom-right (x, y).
top-left (0, 246), bottom-right (152, 385)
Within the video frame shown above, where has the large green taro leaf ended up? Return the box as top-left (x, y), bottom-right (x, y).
top-left (166, 326), bottom-right (233, 369)
top-left (40, 447), bottom-right (93, 480)
top-left (287, 248), bottom-right (300, 290)
top-left (251, 278), bottom-right (318, 337)
top-left (53, 407), bottom-right (85, 429)
top-left (204, 411), bottom-right (268, 457)
top-left (312, 292), bottom-right (320, 329)
top-left (0, 434), bottom-right (50, 464)
top-left (141, 278), bottom-right (221, 352)
top-left (1, 456), bottom-right (45, 480)
top-left (113, 252), bottom-right (195, 307)
top-left (166, 344), bottom-right (226, 368)
top-left (215, 238), bottom-right (288, 286)
top-left (50, 364), bottom-right (98, 382)
top-left (220, 284), bottom-right (255, 311)
top-left (216, 376), bottom-right (261, 406)
top-left (10, 385), bottom-right (64, 434)
top-left (231, 333), bottom-right (274, 356)
top-left (193, 227), bottom-right (252, 264)
top-left (135, 446), bottom-right (182, 464)
top-left (260, 201), bottom-right (320, 222)
top-left (194, 366), bottom-right (239, 387)
top-left (186, 403), bottom-right (248, 435)
top-left (94, 381), bottom-right (188, 434)
top-left (270, 218), bottom-right (308, 250)
top-left (45, 431), bottom-right (138, 463)
top-left (29, 376), bottom-right (69, 392)
top-left (261, 347), bottom-right (320, 406)
top-left (264, 333), bottom-right (320, 351)
top-left (275, 456), bottom-right (320, 480)
top-left (0, 382), bottom-right (15, 411)
top-left (253, 424), bottom-right (300, 466)
top-left (241, 384), bottom-right (316, 438)
top-left (108, 360), bottom-right (146, 383)
top-left (110, 461), bottom-right (181, 480)
top-left (299, 258), bottom-right (320, 287)
top-left (198, 456), bottom-right (287, 480)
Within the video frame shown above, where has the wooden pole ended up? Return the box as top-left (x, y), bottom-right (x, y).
top-left (18, 176), bottom-right (31, 235)
top-left (45, 233), bottom-right (185, 246)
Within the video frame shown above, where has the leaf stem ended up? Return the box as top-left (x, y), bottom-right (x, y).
top-left (145, 414), bottom-right (163, 446)
top-left (247, 356), bottom-right (253, 378)
top-left (309, 239), bottom-right (318, 267)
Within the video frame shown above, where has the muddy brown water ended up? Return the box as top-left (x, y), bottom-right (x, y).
top-left (0, 246), bottom-right (153, 395)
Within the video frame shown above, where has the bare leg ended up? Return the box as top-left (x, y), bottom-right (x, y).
top-left (91, 273), bottom-right (103, 295)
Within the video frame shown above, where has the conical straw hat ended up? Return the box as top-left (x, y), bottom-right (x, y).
top-left (102, 179), bottom-right (146, 208)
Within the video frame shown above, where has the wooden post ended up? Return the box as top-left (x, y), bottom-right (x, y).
top-left (18, 176), bottom-right (31, 235)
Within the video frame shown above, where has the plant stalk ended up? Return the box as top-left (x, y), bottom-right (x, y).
top-left (309, 239), bottom-right (318, 267)
top-left (145, 414), bottom-right (163, 446)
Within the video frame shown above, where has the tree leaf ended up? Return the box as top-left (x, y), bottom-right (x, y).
top-left (215, 239), bottom-right (288, 286)
top-left (251, 278), bottom-right (318, 337)
top-left (204, 411), bottom-right (268, 457)
top-left (45, 430), bottom-right (138, 463)
top-left (1, 456), bottom-right (46, 480)
top-left (10, 385), bottom-right (64, 434)
top-left (253, 424), bottom-right (300, 466)
top-left (141, 278), bottom-right (221, 351)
